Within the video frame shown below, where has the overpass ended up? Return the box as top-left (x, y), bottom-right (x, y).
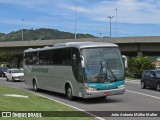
top-left (0, 36), bottom-right (160, 57)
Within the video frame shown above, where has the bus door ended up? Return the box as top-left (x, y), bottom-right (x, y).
top-left (71, 48), bottom-right (84, 97)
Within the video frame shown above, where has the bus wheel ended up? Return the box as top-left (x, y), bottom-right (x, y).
top-left (33, 80), bottom-right (39, 92)
top-left (66, 85), bottom-right (74, 101)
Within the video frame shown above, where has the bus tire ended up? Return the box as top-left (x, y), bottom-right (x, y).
top-left (33, 80), bottom-right (39, 92)
top-left (66, 85), bottom-right (74, 101)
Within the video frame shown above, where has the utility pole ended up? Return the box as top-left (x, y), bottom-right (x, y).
top-left (107, 16), bottom-right (114, 37)
top-left (22, 19), bottom-right (24, 41)
top-left (115, 9), bottom-right (118, 37)
top-left (75, 4), bottom-right (77, 39)
top-left (99, 33), bottom-right (102, 38)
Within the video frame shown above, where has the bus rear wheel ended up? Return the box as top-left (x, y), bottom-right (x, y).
top-left (66, 85), bottom-right (74, 101)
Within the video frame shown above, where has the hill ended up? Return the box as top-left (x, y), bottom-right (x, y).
top-left (0, 28), bottom-right (96, 41)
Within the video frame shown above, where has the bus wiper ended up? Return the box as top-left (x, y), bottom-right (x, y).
top-left (96, 61), bottom-right (108, 82)
top-left (105, 61), bottom-right (118, 81)
top-left (97, 61), bottom-right (117, 82)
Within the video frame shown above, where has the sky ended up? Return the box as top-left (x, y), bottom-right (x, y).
top-left (0, 0), bottom-right (160, 37)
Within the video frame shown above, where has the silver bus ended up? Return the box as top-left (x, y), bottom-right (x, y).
top-left (23, 42), bottom-right (125, 100)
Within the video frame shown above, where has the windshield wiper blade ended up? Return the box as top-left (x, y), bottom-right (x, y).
top-left (105, 62), bottom-right (118, 81)
top-left (97, 61), bottom-right (109, 82)
top-left (97, 61), bottom-right (118, 82)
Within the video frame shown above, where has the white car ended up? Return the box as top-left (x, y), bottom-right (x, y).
top-left (6, 69), bottom-right (24, 81)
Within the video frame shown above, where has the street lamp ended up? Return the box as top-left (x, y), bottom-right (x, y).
top-left (75, 4), bottom-right (77, 39)
top-left (115, 9), bottom-right (118, 37)
top-left (99, 33), bottom-right (102, 38)
top-left (22, 19), bottom-right (24, 41)
top-left (107, 16), bottom-right (114, 37)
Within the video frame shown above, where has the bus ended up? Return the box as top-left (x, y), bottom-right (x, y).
top-left (23, 42), bottom-right (125, 100)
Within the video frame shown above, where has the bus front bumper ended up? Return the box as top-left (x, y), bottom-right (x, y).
top-left (83, 86), bottom-right (125, 98)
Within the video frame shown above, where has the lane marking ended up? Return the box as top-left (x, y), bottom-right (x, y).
top-left (126, 81), bottom-right (140, 84)
top-left (34, 93), bottom-right (105, 120)
top-left (3, 94), bottom-right (28, 98)
top-left (126, 90), bottom-right (160, 100)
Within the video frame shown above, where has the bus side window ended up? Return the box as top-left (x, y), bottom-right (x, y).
top-left (63, 48), bottom-right (72, 65)
top-left (52, 48), bottom-right (72, 66)
top-left (25, 52), bottom-right (38, 65)
top-left (53, 49), bottom-right (61, 65)
top-left (39, 50), bottom-right (53, 65)
top-left (32, 53), bottom-right (39, 64)
top-left (40, 51), bottom-right (49, 65)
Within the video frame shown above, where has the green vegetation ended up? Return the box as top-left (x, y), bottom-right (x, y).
top-left (0, 86), bottom-right (92, 120)
top-left (0, 52), bottom-right (18, 67)
top-left (126, 56), bottom-right (155, 79)
top-left (0, 28), bottom-right (96, 41)
top-left (0, 53), bottom-right (16, 66)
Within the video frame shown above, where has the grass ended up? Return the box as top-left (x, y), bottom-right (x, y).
top-left (0, 85), bottom-right (93, 120)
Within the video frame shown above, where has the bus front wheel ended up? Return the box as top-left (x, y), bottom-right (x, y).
top-left (66, 85), bottom-right (74, 101)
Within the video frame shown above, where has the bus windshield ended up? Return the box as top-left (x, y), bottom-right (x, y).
top-left (81, 47), bottom-right (124, 83)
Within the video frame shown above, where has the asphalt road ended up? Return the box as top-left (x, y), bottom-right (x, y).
top-left (0, 78), bottom-right (160, 120)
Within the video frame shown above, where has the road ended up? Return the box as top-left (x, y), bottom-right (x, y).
top-left (0, 78), bottom-right (160, 120)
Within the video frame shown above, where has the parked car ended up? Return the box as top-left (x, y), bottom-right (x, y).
top-left (6, 68), bottom-right (24, 81)
top-left (141, 70), bottom-right (160, 91)
top-left (0, 67), bottom-right (9, 77)
top-left (155, 66), bottom-right (160, 70)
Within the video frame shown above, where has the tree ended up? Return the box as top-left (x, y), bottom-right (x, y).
top-left (0, 28), bottom-right (96, 41)
top-left (0, 53), bottom-right (16, 67)
top-left (127, 56), bottom-right (155, 78)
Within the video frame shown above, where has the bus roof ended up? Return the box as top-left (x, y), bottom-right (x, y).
top-left (24, 41), bottom-right (118, 53)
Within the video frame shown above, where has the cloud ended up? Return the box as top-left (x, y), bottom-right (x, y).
top-left (57, 0), bottom-right (160, 24)
top-left (1, 0), bottom-right (160, 36)
top-left (1, 0), bottom-right (160, 24)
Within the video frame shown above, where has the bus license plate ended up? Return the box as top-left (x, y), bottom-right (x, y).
top-left (103, 92), bottom-right (110, 96)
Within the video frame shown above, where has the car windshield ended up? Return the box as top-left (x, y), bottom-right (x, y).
top-left (12, 69), bottom-right (23, 73)
top-left (155, 71), bottom-right (160, 78)
top-left (81, 47), bottom-right (124, 83)
top-left (2, 67), bottom-right (8, 72)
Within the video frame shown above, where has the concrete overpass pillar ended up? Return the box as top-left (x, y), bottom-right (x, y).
top-left (137, 52), bottom-right (143, 56)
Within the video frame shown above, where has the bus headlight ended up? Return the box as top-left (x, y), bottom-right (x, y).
top-left (86, 87), bottom-right (97, 91)
top-left (118, 85), bottom-right (125, 89)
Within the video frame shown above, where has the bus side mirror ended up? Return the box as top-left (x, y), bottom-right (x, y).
top-left (122, 55), bottom-right (128, 68)
top-left (81, 56), bottom-right (85, 68)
